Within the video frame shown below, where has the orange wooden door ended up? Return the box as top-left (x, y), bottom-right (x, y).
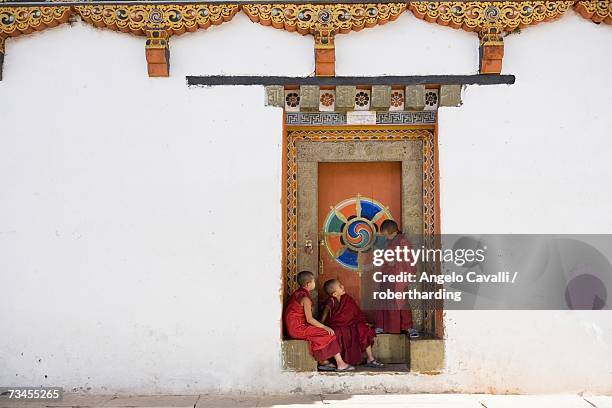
top-left (317, 162), bottom-right (402, 314)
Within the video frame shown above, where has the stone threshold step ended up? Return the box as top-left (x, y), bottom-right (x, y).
top-left (282, 333), bottom-right (444, 373)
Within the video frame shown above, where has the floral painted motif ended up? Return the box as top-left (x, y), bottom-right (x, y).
top-left (284, 92), bottom-right (301, 111)
top-left (320, 92), bottom-right (334, 107)
top-left (390, 91), bottom-right (405, 110)
top-left (318, 90), bottom-right (336, 112)
top-left (355, 91), bottom-right (370, 107)
top-left (424, 90), bottom-right (438, 110)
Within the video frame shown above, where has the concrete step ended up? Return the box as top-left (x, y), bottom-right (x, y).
top-left (281, 339), bottom-right (318, 372)
top-left (372, 333), bottom-right (408, 364)
top-left (282, 333), bottom-right (444, 373)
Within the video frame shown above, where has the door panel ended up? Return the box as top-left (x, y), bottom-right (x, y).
top-left (317, 162), bottom-right (402, 313)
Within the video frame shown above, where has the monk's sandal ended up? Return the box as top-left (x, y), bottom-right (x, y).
top-left (318, 363), bottom-right (336, 372)
top-left (336, 365), bottom-right (355, 372)
top-left (364, 359), bottom-right (384, 368)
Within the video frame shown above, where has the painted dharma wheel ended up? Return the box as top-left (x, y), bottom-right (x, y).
top-left (322, 195), bottom-right (394, 271)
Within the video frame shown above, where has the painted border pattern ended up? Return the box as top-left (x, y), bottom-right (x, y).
top-left (285, 111), bottom-right (437, 126)
top-left (286, 112), bottom-right (347, 126)
top-left (377, 111), bottom-right (437, 125)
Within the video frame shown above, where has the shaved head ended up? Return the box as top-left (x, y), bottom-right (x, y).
top-left (324, 279), bottom-right (340, 296)
top-left (380, 219), bottom-right (399, 233)
top-left (296, 270), bottom-right (315, 287)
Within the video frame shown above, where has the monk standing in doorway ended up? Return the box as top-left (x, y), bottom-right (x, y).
top-left (375, 220), bottom-right (419, 338)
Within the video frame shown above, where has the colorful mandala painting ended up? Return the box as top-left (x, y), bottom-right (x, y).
top-left (322, 195), bottom-right (394, 271)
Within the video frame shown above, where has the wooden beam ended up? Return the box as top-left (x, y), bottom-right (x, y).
top-left (187, 75), bottom-right (516, 87)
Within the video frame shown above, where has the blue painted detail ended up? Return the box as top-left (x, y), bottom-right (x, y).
top-left (360, 199), bottom-right (382, 221)
top-left (337, 248), bottom-right (358, 269)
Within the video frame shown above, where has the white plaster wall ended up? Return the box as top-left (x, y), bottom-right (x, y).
top-left (438, 11), bottom-right (612, 395)
top-left (0, 11), bottom-right (611, 395)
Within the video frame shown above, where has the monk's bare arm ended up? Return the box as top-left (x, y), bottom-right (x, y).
top-left (320, 307), bottom-right (329, 324)
top-left (301, 297), bottom-right (334, 335)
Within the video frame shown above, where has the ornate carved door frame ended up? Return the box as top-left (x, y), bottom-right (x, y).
top-left (282, 125), bottom-right (442, 336)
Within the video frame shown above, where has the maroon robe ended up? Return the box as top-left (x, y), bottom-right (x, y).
top-left (323, 294), bottom-right (376, 366)
top-left (375, 233), bottom-right (414, 333)
top-left (284, 287), bottom-right (340, 361)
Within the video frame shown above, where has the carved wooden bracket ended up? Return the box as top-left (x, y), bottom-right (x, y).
top-left (145, 29), bottom-right (170, 77)
top-left (314, 29), bottom-right (335, 77)
top-left (75, 4), bottom-right (240, 77)
top-left (409, 1), bottom-right (575, 74)
top-left (243, 3), bottom-right (407, 76)
top-left (575, 0), bottom-right (612, 24)
top-left (0, 6), bottom-right (72, 80)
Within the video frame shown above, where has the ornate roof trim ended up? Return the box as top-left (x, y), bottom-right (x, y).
top-left (74, 4), bottom-right (239, 36)
top-left (0, 1), bottom-right (610, 80)
top-left (0, 4), bottom-right (71, 78)
top-left (0, 5), bottom-right (72, 39)
top-left (408, 1), bottom-right (577, 74)
top-left (408, 1), bottom-right (576, 33)
top-left (575, 0), bottom-right (612, 24)
top-left (242, 3), bottom-right (406, 35)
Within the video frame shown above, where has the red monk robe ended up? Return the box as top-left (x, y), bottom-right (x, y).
top-left (322, 294), bottom-right (376, 366)
top-left (376, 232), bottom-right (414, 333)
top-left (284, 287), bottom-right (341, 361)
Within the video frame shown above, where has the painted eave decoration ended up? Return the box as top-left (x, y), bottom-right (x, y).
top-left (0, 1), bottom-right (610, 80)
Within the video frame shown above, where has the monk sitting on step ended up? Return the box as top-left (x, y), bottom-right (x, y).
top-left (284, 270), bottom-right (355, 372)
top-left (320, 279), bottom-right (384, 368)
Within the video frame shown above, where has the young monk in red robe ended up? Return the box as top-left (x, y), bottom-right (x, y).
top-left (320, 279), bottom-right (384, 367)
top-left (284, 270), bottom-right (355, 371)
top-left (375, 219), bottom-right (419, 338)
